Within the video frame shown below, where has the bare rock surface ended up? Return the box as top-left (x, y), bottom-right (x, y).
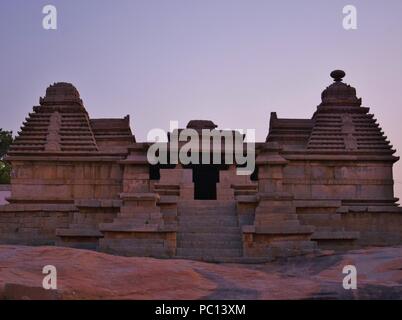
top-left (0, 245), bottom-right (401, 300)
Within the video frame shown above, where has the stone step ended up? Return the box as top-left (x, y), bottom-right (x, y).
top-left (111, 218), bottom-right (163, 226)
top-left (177, 232), bottom-right (241, 241)
top-left (20, 126), bottom-right (48, 131)
top-left (56, 228), bottom-right (102, 237)
top-left (176, 247), bottom-right (242, 258)
top-left (309, 141), bottom-right (346, 145)
top-left (23, 122), bottom-right (49, 127)
top-left (61, 141), bottom-right (96, 146)
top-left (310, 226), bottom-right (346, 232)
top-left (178, 218), bottom-right (238, 226)
top-left (61, 119), bottom-right (88, 123)
top-left (177, 240), bottom-right (242, 249)
top-left (252, 225), bottom-right (315, 235)
top-left (99, 223), bottom-right (160, 232)
top-left (61, 123), bottom-right (90, 127)
top-left (178, 208), bottom-right (236, 214)
top-left (61, 146), bottom-right (97, 151)
top-left (13, 140), bottom-right (45, 145)
top-left (15, 135), bottom-right (47, 139)
top-left (256, 213), bottom-right (298, 220)
top-left (59, 131), bottom-right (92, 136)
top-left (180, 205), bottom-right (235, 210)
top-left (178, 217), bottom-right (237, 224)
top-left (29, 112), bottom-right (52, 116)
top-left (60, 126), bottom-right (91, 130)
top-left (177, 226), bottom-right (240, 233)
top-left (10, 145), bottom-right (44, 151)
top-left (117, 212), bottom-right (162, 218)
top-left (104, 238), bottom-right (166, 246)
top-left (178, 210), bottom-right (236, 216)
top-left (311, 231), bottom-right (360, 240)
top-left (178, 200), bottom-right (235, 207)
top-left (60, 136), bottom-right (94, 140)
top-left (270, 239), bottom-right (316, 249)
top-left (17, 131), bottom-right (47, 137)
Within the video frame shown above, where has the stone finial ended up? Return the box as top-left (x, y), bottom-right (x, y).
top-left (330, 70), bottom-right (346, 82)
top-left (320, 70), bottom-right (362, 107)
top-left (40, 82), bottom-right (83, 107)
top-left (186, 120), bottom-right (218, 130)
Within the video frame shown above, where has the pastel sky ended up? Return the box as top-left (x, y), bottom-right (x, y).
top-left (1, 0), bottom-right (402, 198)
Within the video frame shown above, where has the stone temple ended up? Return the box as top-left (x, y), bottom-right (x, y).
top-left (1, 70), bottom-right (402, 262)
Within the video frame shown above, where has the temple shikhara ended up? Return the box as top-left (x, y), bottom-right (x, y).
top-left (1, 70), bottom-right (402, 262)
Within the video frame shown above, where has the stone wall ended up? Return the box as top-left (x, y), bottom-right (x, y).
top-left (282, 161), bottom-right (395, 202)
top-left (0, 185), bottom-right (11, 205)
top-left (0, 204), bottom-right (75, 245)
top-left (342, 211), bottom-right (402, 246)
top-left (0, 159), bottom-right (124, 247)
top-left (9, 160), bottom-right (123, 202)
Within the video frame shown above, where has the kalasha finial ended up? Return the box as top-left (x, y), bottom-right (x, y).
top-left (330, 70), bottom-right (346, 82)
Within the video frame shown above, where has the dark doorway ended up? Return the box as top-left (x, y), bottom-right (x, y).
top-left (192, 165), bottom-right (220, 200)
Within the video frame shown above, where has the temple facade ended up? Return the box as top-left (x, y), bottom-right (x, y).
top-left (1, 70), bottom-right (402, 262)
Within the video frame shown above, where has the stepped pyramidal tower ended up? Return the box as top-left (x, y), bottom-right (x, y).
top-left (1, 70), bottom-right (402, 262)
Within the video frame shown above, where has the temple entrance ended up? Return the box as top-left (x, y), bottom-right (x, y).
top-left (192, 165), bottom-right (220, 200)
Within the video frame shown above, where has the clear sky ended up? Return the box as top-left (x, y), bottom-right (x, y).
top-left (1, 0), bottom-right (402, 198)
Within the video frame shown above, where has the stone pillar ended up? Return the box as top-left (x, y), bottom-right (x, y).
top-left (99, 144), bottom-right (177, 257)
top-left (242, 143), bottom-right (316, 259)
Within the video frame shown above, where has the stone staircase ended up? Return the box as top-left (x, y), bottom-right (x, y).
top-left (176, 200), bottom-right (243, 261)
top-left (294, 200), bottom-right (360, 250)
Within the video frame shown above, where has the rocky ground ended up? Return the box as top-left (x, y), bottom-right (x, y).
top-left (0, 245), bottom-right (402, 299)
